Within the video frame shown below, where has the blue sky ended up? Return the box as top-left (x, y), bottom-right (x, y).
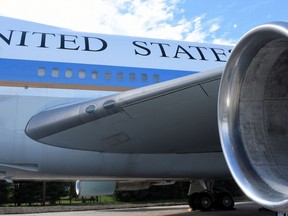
top-left (0, 0), bottom-right (287, 45)
top-left (180, 0), bottom-right (288, 44)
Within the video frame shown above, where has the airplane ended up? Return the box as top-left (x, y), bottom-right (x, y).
top-left (0, 16), bottom-right (287, 213)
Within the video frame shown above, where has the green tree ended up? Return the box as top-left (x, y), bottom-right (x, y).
top-left (13, 181), bottom-right (42, 206)
top-left (12, 181), bottom-right (71, 206)
top-left (46, 182), bottom-right (69, 205)
top-left (0, 180), bottom-right (10, 204)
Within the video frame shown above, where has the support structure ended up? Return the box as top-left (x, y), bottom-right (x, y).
top-left (42, 181), bottom-right (46, 206)
top-left (188, 179), bottom-right (234, 211)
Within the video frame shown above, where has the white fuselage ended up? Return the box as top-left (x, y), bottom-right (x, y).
top-left (0, 16), bottom-right (232, 181)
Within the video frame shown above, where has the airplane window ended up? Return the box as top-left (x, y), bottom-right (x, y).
top-left (141, 73), bottom-right (147, 82)
top-left (38, 67), bottom-right (45, 77)
top-left (153, 74), bottom-right (160, 83)
top-left (129, 73), bottom-right (136, 81)
top-left (65, 69), bottom-right (72, 78)
top-left (105, 71), bottom-right (112, 80)
top-left (79, 69), bottom-right (86, 79)
top-left (117, 72), bottom-right (124, 81)
top-left (52, 68), bottom-right (59, 77)
top-left (92, 71), bottom-right (98, 79)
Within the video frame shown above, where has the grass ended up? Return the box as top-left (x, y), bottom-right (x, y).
top-left (1, 196), bottom-right (124, 207)
top-left (0, 195), bottom-right (189, 207)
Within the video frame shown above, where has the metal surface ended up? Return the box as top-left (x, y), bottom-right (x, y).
top-left (218, 22), bottom-right (288, 212)
top-left (26, 69), bottom-right (223, 154)
top-left (76, 180), bottom-right (116, 196)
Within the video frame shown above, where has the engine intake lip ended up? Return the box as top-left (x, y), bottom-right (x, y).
top-left (218, 22), bottom-right (288, 212)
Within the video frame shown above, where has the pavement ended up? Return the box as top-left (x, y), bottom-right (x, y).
top-left (0, 202), bottom-right (276, 216)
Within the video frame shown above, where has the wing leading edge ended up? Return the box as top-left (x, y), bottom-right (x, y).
top-left (26, 69), bottom-right (223, 154)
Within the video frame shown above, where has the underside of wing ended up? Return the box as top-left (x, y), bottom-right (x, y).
top-left (26, 69), bottom-right (223, 154)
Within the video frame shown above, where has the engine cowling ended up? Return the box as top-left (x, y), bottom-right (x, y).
top-left (76, 180), bottom-right (116, 197)
top-left (75, 180), bottom-right (152, 197)
top-left (218, 22), bottom-right (288, 212)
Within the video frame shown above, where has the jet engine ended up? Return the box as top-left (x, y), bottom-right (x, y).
top-left (218, 22), bottom-right (288, 212)
top-left (75, 180), bottom-right (152, 197)
top-left (76, 180), bottom-right (116, 197)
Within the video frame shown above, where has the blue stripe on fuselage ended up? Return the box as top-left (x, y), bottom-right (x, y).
top-left (0, 58), bottom-right (197, 89)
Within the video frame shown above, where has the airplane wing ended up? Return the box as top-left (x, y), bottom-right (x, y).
top-left (26, 68), bottom-right (222, 154)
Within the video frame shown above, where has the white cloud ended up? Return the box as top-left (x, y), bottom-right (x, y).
top-left (184, 15), bottom-right (208, 42)
top-left (210, 23), bottom-right (220, 32)
top-left (183, 15), bottom-right (224, 43)
top-left (213, 38), bottom-right (237, 46)
top-left (0, 0), bottom-right (234, 44)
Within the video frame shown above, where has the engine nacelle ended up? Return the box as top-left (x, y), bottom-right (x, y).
top-left (76, 180), bottom-right (116, 197)
top-left (218, 22), bottom-right (288, 212)
top-left (75, 180), bottom-right (152, 197)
